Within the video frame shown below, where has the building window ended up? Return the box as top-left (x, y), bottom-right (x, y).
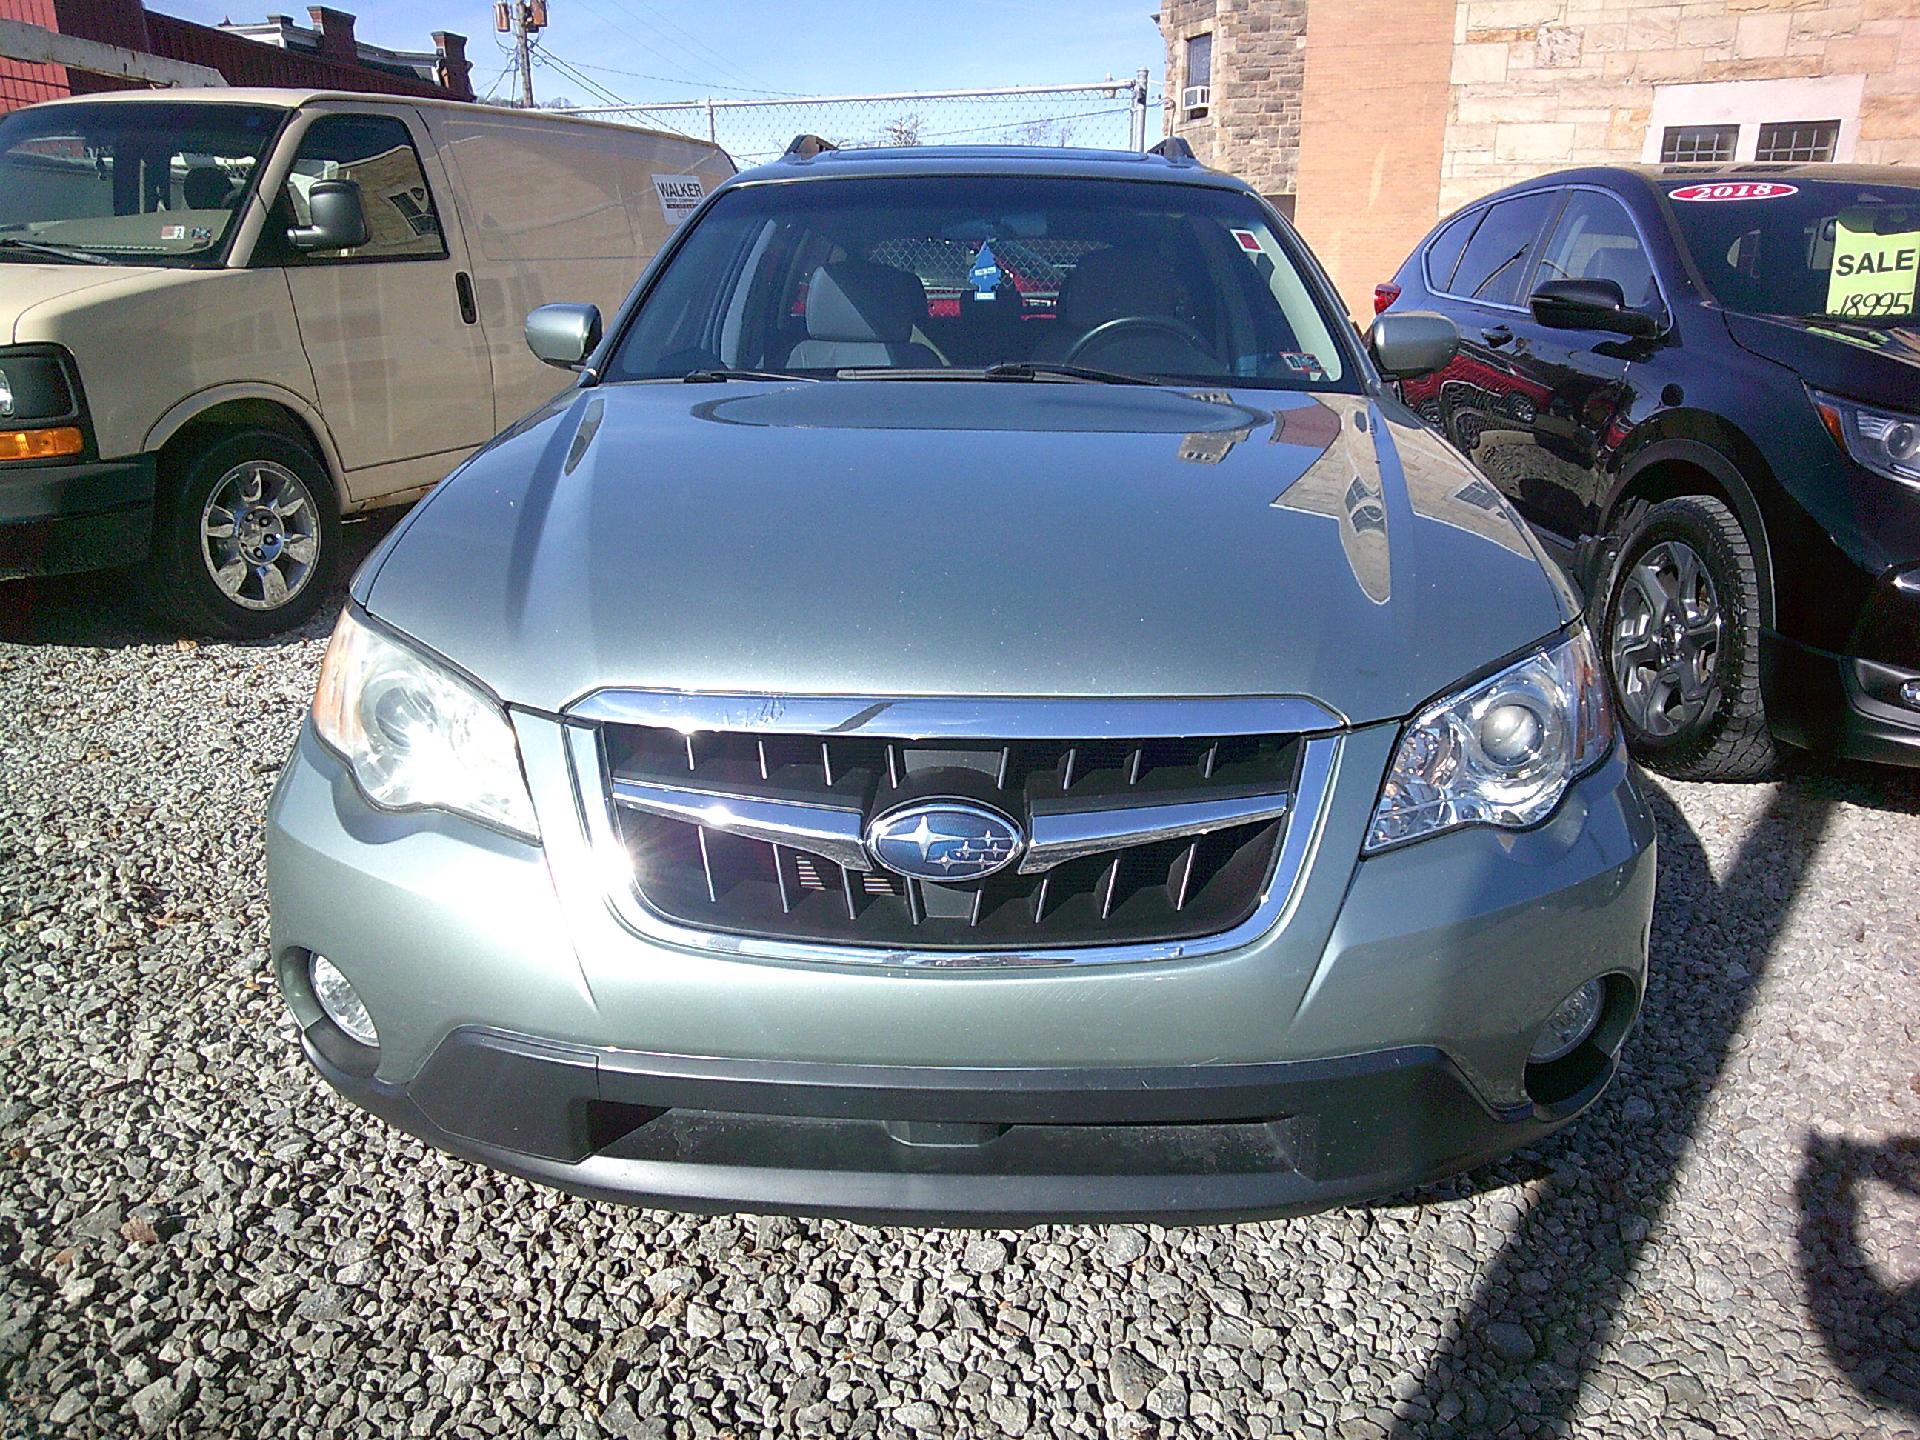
top-left (1755, 119), bottom-right (1840, 163)
top-left (1183, 34), bottom-right (1212, 118)
top-left (1659, 124), bottom-right (1738, 164)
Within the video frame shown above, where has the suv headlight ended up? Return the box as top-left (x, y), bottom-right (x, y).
top-left (1365, 630), bottom-right (1613, 853)
top-left (311, 608), bottom-right (539, 840)
top-left (1811, 388), bottom-right (1920, 488)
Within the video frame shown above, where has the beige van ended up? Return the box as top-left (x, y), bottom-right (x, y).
top-left (0, 88), bottom-right (731, 635)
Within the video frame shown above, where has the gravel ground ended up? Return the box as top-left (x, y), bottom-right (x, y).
top-left (2, 533), bottom-right (1918, 1440)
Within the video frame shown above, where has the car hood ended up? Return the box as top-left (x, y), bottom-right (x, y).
top-left (0, 262), bottom-right (165, 343)
top-left (1722, 311), bottom-right (1920, 410)
top-left (362, 381), bottom-right (1571, 724)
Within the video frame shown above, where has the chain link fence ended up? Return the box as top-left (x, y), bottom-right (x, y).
top-left (559, 79), bottom-right (1155, 169)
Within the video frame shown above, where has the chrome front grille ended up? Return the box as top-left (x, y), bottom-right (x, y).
top-left (564, 693), bottom-right (1343, 965)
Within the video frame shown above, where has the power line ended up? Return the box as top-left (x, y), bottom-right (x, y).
top-left (558, 57), bottom-right (802, 98)
top-left (610, 0), bottom-right (779, 95)
top-left (531, 49), bottom-right (633, 109)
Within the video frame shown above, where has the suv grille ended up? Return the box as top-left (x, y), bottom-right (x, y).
top-left (593, 722), bottom-right (1310, 952)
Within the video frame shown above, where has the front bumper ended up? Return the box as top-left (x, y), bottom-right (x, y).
top-left (0, 455), bottom-right (155, 578)
top-left (1763, 629), bottom-right (1920, 767)
top-left (267, 719), bottom-right (1656, 1224)
top-left (298, 1025), bottom-right (1622, 1225)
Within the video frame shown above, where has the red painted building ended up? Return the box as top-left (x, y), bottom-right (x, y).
top-left (0, 3), bottom-right (473, 113)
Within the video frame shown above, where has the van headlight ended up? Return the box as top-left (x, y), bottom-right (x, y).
top-left (311, 608), bottom-right (539, 841)
top-left (1365, 630), bottom-right (1612, 853)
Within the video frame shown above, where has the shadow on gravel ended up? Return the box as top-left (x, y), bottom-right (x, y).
top-left (0, 510), bottom-right (401, 650)
top-left (1386, 777), bottom-right (1836, 1438)
top-left (1798, 1133), bottom-right (1920, 1418)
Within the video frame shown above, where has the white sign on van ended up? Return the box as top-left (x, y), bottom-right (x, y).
top-left (652, 174), bottom-right (706, 226)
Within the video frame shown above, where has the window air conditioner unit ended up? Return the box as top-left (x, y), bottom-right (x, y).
top-left (1182, 85), bottom-right (1211, 113)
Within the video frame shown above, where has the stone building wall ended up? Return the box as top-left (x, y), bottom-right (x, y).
top-left (1161, 0), bottom-right (1309, 206)
top-left (1440, 0), bottom-right (1920, 215)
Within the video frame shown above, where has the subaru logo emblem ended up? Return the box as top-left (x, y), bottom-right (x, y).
top-left (866, 800), bottom-right (1024, 883)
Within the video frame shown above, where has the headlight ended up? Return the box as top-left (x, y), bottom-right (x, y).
top-left (1366, 630), bottom-right (1613, 853)
top-left (0, 349), bottom-right (76, 421)
top-left (311, 608), bottom-right (539, 840)
top-left (1811, 388), bottom-right (1920, 488)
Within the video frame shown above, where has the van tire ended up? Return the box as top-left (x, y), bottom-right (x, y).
top-left (1599, 493), bottom-right (1778, 782)
top-left (150, 429), bottom-right (341, 640)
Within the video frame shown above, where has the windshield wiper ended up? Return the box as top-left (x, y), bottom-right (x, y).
top-left (0, 236), bottom-right (118, 266)
top-left (677, 367), bottom-right (820, 383)
top-left (981, 361), bottom-right (1156, 386)
top-left (835, 363), bottom-right (1156, 386)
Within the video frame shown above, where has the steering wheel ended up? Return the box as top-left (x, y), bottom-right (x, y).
top-left (1064, 313), bottom-right (1214, 365)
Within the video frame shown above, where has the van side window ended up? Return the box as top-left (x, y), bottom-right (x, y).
top-left (284, 114), bottom-right (446, 263)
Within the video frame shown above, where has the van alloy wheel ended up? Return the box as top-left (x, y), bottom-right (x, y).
top-left (199, 460), bottom-right (321, 612)
top-left (1608, 539), bottom-right (1722, 738)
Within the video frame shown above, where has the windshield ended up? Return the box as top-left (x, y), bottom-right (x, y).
top-left (604, 174), bottom-right (1351, 389)
top-left (1662, 177), bottom-right (1920, 322)
top-left (0, 102), bottom-right (284, 267)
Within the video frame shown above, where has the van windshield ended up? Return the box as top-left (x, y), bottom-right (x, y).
top-left (0, 102), bottom-right (284, 267)
top-left (604, 174), bottom-right (1353, 390)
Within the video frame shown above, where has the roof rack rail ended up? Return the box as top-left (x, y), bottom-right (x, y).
top-left (783, 134), bottom-right (839, 161)
top-left (1148, 136), bottom-right (1198, 166)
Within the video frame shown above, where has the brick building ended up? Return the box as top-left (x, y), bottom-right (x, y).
top-left (1, 3), bottom-right (473, 115)
top-left (1158, 0), bottom-right (1920, 317)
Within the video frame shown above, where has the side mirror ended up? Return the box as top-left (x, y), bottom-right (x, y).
top-left (1369, 311), bottom-right (1458, 378)
top-left (286, 179), bottom-right (370, 253)
top-left (1529, 278), bottom-right (1661, 339)
top-left (525, 303), bottom-right (603, 370)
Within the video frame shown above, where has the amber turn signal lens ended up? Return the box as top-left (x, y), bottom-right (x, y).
top-left (0, 426), bottom-right (84, 461)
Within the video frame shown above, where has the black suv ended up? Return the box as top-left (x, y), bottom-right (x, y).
top-left (1383, 163), bottom-right (1920, 779)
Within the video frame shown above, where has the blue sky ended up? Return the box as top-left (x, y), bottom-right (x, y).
top-left (158, 1), bottom-right (1165, 105)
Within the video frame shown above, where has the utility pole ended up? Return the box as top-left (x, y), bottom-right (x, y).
top-left (496, 0), bottom-right (547, 107)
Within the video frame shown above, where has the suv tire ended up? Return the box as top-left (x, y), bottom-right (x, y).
top-left (150, 428), bottom-right (340, 640)
top-left (1600, 492), bottom-right (1778, 781)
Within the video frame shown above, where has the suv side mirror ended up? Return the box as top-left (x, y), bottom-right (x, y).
top-left (525, 303), bottom-right (603, 370)
top-left (1530, 278), bottom-right (1661, 339)
top-left (286, 179), bottom-right (370, 253)
top-left (1369, 311), bottom-right (1458, 378)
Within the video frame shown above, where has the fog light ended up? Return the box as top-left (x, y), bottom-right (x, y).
top-left (309, 953), bottom-right (378, 1048)
top-left (1901, 679), bottom-right (1920, 711)
top-left (1529, 978), bottom-right (1604, 1064)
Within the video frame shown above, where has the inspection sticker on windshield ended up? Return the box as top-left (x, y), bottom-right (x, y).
top-left (160, 224), bottom-right (186, 240)
top-left (1231, 228), bottom-right (1263, 252)
top-left (1280, 351), bottom-right (1325, 380)
top-left (1668, 181), bottom-right (1798, 203)
top-left (1826, 217), bottom-right (1920, 318)
top-left (651, 174), bottom-right (705, 226)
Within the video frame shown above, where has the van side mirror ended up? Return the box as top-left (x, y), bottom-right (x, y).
top-left (1529, 278), bottom-right (1661, 339)
top-left (1369, 311), bottom-right (1458, 378)
top-left (286, 179), bottom-right (370, 253)
top-left (525, 303), bottom-right (603, 370)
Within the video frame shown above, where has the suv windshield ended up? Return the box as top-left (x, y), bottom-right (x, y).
top-left (0, 102), bottom-right (284, 267)
top-left (605, 174), bottom-right (1351, 389)
top-left (1662, 177), bottom-right (1920, 322)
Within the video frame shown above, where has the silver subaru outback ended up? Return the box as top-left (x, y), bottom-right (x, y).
top-left (266, 139), bottom-right (1655, 1224)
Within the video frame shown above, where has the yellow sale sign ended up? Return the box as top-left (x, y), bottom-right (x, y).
top-left (1827, 218), bottom-right (1920, 318)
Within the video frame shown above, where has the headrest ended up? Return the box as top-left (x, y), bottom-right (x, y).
top-left (182, 167), bottom-right (229, 210)
top-left (1058, 246), bottom-right (1181, 327)
top-left (1586, 245), bottom-right (1654, 307)
top-left (805, 260), bottom-right (927, 344)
